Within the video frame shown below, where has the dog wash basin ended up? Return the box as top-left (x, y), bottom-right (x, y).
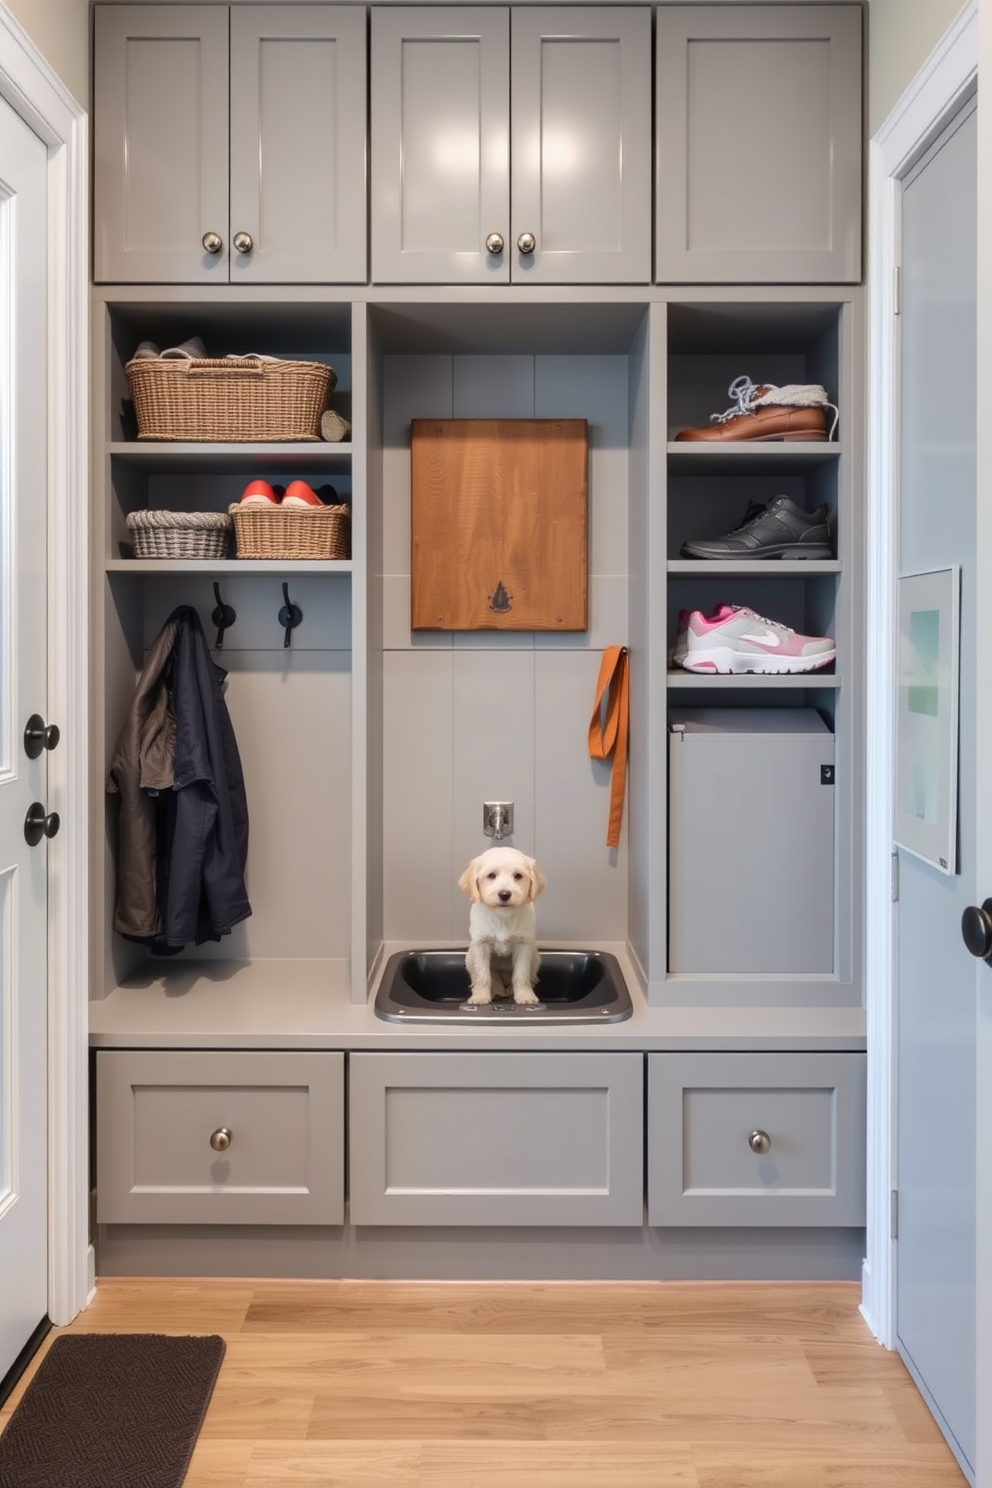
top-left (374, 949), bottom-right (633, 1025)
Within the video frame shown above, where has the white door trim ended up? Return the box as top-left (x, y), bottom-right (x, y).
top-left (0, 5), bottom-right (89, 1327)
top-left (863, 0), bottom-right (978, 1349)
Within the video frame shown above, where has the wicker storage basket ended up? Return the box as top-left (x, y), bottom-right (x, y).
top-left (126, 509), bottom-right (232, 560)
top-left (125, 357), bottom-right (336, 442)
top-left (228, 503), bottom-right (351, 561)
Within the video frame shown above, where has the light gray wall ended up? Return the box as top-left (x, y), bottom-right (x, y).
top-left (4, 0), bottom-right (89, 107)
top-left (867, 0), bottom-right (965, 135)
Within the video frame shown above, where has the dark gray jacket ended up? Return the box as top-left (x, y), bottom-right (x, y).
top-left (107, 606), bottom-right (251, 949)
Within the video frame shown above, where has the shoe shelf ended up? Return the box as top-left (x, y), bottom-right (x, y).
top-left (107, 442), bottom-right (353, 471)
top-left (666, 443), bottom-right (841, 473)
top-left (667, 560), bottom-right (841, 575)
top-left (106, 558), bottom-right (353, 575)
top-left (666, 671), bottom-right (840, 690)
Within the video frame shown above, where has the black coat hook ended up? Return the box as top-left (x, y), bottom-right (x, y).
top-left (278, 582), bottom-right (302, 648)
top-left (211, 582), bottom-right (236, 649)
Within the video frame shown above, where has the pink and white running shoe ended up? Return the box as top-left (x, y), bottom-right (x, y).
top-left (682, 605), bottom-right (835, 674)
top-left (670, 604), bottom-right (739, 668)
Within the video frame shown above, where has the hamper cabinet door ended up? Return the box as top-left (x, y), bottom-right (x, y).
top-left (230, 7), bottom-right (367, 284)
top-left (94, 5), bottom-right (230, 284)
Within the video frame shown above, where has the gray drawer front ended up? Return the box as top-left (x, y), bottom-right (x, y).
top-left (96, 1050), bottom-right (344, 1225)
top-left (648, 1052), bottom-right (866, 1227)
top-left (349, 1051), bottom-right (643, 1226)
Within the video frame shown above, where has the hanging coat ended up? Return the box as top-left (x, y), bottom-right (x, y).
top-left (107, 605), bottom-right (251, 950)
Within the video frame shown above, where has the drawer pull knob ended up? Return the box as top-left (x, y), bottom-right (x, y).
top-left (209, 1127), bottom-right (232, 1153)
top-left (517, 231), bottom-right (536, 255)
top-left (201, 231), bottom-right (223, 255)
top-left (233, 231), bottom-right (254, 255)
top-left (485, 232), bottom-right (505, 255)
top-left (748, 1129), bottom-right (771, 1155)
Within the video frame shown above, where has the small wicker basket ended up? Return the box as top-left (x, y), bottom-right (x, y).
top-left (228, 503), bottom-right (351, 561)
top-left (125, 357), bottom-right (336, 442)
top-left (126, 509), bottom-right (233, 560)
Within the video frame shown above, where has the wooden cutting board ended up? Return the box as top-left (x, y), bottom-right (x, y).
top-left (411, 418), bottom-right (588, 631)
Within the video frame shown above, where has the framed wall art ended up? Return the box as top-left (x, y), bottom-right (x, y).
top-left (894, 565), bottom-right (961, 874)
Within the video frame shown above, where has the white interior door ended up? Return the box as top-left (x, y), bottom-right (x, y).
top-left (0, 93), bottom-right (50, 1379)
top-left (894, 97), bottom-right (976, 1483)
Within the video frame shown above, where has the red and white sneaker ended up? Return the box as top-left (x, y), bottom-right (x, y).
top-left (239, 479), bottom-right (279, 506)
top-left (682, 605), bottom-right (835, 674)
top-left (282, 479), bottom-right (322, 508)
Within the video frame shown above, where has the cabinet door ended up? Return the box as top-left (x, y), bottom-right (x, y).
top-left (511, 8), bottom-right (652, 285)
top-left (94, 5), bottom-right (230, 284)
top-left (647, 1052), bottom-right (867, 1227)
top-left (655, 6), bottom-right (862, 283)
top-left (96, 1050), bottom-right (345, 1225)
top-left (371, 7), bottom-right (510, 284)
top-left (230, 7), bottom-right (367, 285)
top-left (349, 1051), bottom-right (644, 1225)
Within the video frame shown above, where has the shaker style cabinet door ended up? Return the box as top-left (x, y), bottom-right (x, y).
top-left (371, 6), bottom-right (651, 284)
top-left (655, 5), bottom-right (863, 284)
top-left (94, 5), bottom-right (367, 284)
top-left (510, 8), bottom-right (651, 285)
top-left (371, 7), bottom-right (511, 284)
top-left (94, 5), bottom-right (229, 284)
top-left (229, 6), bottom-right (367, 284)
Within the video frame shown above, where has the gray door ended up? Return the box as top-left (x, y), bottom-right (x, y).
top-left (93, 5), bottom-right (229, 283)
top-left (655, 5), bottom-right (862, 283)
top-left (370, 6), bottom-right (511, 284)
top-left (229, 6), bottom-right (367, 285)
top-left (510, 8), bottom-right (651, 285)
top-left (895, 97), bottom-right (976, 1482)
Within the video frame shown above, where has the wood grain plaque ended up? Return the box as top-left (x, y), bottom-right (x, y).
top-left (410, 418), bottom-right (588, 631)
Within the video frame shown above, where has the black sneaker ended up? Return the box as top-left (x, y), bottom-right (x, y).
top-left (680, 495), bottom-right (833, 560)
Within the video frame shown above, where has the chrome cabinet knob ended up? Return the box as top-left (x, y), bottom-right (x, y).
top-left (232, 231), bottom-right (254, 255)
top-left (517, 231), bottom-right (536, 255)
top-left (485, 232), bottom-right (505, 255)
top-left (209, 1127), bottom-right (232, 1153)
top-left (24, 803), bottom-right (60, 847)
top-left (201, 231), bottom-right (223, 255)
top-left (748, 1129), bottom-right (771, 1155)
top-left (24, 714), bottom-right (60, 759)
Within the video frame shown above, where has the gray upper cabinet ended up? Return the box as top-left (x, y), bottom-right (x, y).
top-left (655, 5), bottom-right (863, 284)
top-left (94, 5), bottom-right (367, 284)
top-left (371, 6), bottom-right (652, 284)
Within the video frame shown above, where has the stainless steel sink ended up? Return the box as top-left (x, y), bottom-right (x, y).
top-left (374, 948), bottom-right (633, 1025)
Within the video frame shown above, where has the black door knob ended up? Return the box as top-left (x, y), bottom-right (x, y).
top-left (961, 899), bottom-right (992, 960)
top-left (23, 714), bottom-right (60, 759)
top-left (24, 802), bottom-right (60, 847)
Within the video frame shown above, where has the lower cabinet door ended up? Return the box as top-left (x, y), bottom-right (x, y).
top-left (96, 1050), bottom-right (345, 1225)
top-left (349, 1051), bottom-right (643, 1226)
top-left (647, 1052), bottom-right (866, 1227)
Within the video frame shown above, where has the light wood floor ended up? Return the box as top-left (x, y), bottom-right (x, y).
top-left (1, 1279), bottom-right (967, 1487)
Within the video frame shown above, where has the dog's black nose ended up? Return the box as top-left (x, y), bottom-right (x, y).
top-left (498, 890), bottom-right (512, 902)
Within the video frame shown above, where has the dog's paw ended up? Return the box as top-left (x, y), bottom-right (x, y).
top-left (465, 989), bottom-right (492, 1006)
top-left (512, 986), bottom-right (540, 1005)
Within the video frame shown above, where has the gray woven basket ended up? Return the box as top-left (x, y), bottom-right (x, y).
top-left (126, 509), bottom-right (232, 560)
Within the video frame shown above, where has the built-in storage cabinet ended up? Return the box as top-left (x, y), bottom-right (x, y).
top-left (93, 298), bottom-right (360, 1004)
top-left (93, 5), bottom-right (367, 284)
top-left (349, 1051), bottom-right (644, 1225)
top-left (655, 5), bottom-right (863, 284)
top-left (370, 7), bottom-right (652, 284)
top-left (647, 1052), bottom-right (867, 1227)
top-left (96, 1049), bottom-right (345, 1224)
top-left (632, 294), bottom-right (863, 1008)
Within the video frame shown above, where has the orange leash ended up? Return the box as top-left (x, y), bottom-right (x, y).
top-left (588, 645), bottom-right (629, 848)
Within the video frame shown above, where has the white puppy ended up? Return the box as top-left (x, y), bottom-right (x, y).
top-left (457, 846), bottom-right (547, 1005)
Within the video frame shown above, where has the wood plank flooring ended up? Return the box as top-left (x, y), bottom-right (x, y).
top-left (0, 1280), bottom-right (967, 1487)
